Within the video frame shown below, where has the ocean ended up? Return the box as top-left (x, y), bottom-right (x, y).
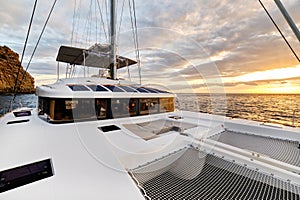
top-left (0, 93), bottom-right (299, 127)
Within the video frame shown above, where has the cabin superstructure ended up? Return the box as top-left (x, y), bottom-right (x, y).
top-left (36, 78), bottom-right (175, 123)
top-left (35, 39), bottom-right (172, 124)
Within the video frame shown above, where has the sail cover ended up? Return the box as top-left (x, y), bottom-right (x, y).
top-left (56, 44), bottom-right (137, 69)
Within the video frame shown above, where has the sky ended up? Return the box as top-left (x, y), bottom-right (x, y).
top-left (0, 0), bottom-right (300, 94)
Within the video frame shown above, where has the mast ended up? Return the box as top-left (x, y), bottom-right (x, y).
top-left (274, 0), bottom-right (300, 43)
top-left (109, 0), bottom-right (117, 79)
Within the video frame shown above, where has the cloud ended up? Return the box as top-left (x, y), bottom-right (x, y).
top-left (0, 0), bottom-right (299, 93)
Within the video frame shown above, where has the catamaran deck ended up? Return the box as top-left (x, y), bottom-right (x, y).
top-left (209, 130), bottom-right (300, 167)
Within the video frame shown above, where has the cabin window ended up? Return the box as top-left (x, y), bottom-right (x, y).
top-left (68, 85), bottom-right (90, 91)
top-left (141, 87), bottom-right (158, 93)
top-left (134, 87), bottom-right (150, 93)
top-left (159, 98), bottom-right (174, 113)
top-left (140, 98), bottom-right (159, 115)
top-left (38, 97), bottom-right (50, 116)
top-left (50, 99), bottom-right (73, 121)
top-left (129, 99), bottom-right (138, 116)
top-left (71, 99), bottom-right (96, 120)
top-left (104, 85), bottom-right (124, 92)
top-left (118, 86), bottom-right (138, 93)
top-left (111, 99), bottom-right (129, 118)
top-left (95, 99), bottom-right (107, 119)
top-left (111, 98), bottom-right (138, 118)
top-left (87, 85), bottom-right (108, 92)
top-left (154, 88), bottom-right (170, 93)
top-left (38, 97), bottom-right (174, 123)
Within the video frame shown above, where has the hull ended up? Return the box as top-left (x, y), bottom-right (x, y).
top-left (1, 108), bottom-right (300, 199)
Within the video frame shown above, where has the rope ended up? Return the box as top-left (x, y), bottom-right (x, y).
top-left (258, 0), bottom-right (300, 62)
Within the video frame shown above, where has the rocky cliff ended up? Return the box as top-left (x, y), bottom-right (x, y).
top-left (0, 46), bottom-right (35, 94)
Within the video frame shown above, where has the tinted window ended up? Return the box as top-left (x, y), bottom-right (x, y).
top-left (140, 98), bottom-right (159, 115)
top-left (38, 97), bottom-right (50, 116)
top-left (68, 85), bottom-right (90, 91)
top-left (150, 88), bottom-right (170, 93)
top-left (134, 87), bottom-right (150, 93)
top-left (71, 99), bottom-right (96, 120)
top-left (159, 98), bottom-right (174, 113)
top-left (87, 85), bottom-right (108, 92)
top-left (110, 98), bottom-right (138, 118)
top-left (118, 86), bottom-right (138, 92)
top-left (141, 87), bottom-right (158, 93)
top-left (111, 99), bottom-right (131, 118)
top-left (95, 99), bottom-right (107, 119)
top-left (104, 85), bottom-right (124, 92)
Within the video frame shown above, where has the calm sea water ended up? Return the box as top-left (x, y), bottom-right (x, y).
top-left (0, 94), bottom-right (37, 116)
top-left (0, 93), bottom-right (299, 127)
top-left (176, 93), bottom-right (300, 128)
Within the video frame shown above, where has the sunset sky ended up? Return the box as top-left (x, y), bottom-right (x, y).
top-left (0, 0), bottom-right (300, 94)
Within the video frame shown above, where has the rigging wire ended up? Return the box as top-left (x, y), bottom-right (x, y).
top-left (84, 0), bottom-right (93, 45)
top-left (73, 0), bottom-right (83, 45)
top-left (132, 0), bottom-right (142, 84)
top-left (22, 0), bottom-right (58, 76)
top-left (129, 0), bottom-right (142, 84)
top-left (11, 0), bottom-right (37, 95)
top-left (258, 0), bottom-right (300, 62)
top-left (11, 0), bottom-right (58, 109)
top-left (97, 0), bottom-right (108, 41)
top-left (105, 0), bottom-right (110, 42)
top-left (117, 0), bottom-right (125, 44)
top-left (71, 0), bottom-right (77, 45)
top-left (9, 0), bottom-right (37, 111)
top-left (94, 0), bottom-right (98, 42)
top-left (96, 0), bottom-right (108, 42)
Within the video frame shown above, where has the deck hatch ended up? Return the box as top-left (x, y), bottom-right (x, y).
top-left (13, 110), bottom-right (31, 117)
top-left (7, 119), bottom-right (30, 125)
top-left (0, 159), bottom-right (53, 193)
top-left (98, 125), bottom-right (121, 132)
